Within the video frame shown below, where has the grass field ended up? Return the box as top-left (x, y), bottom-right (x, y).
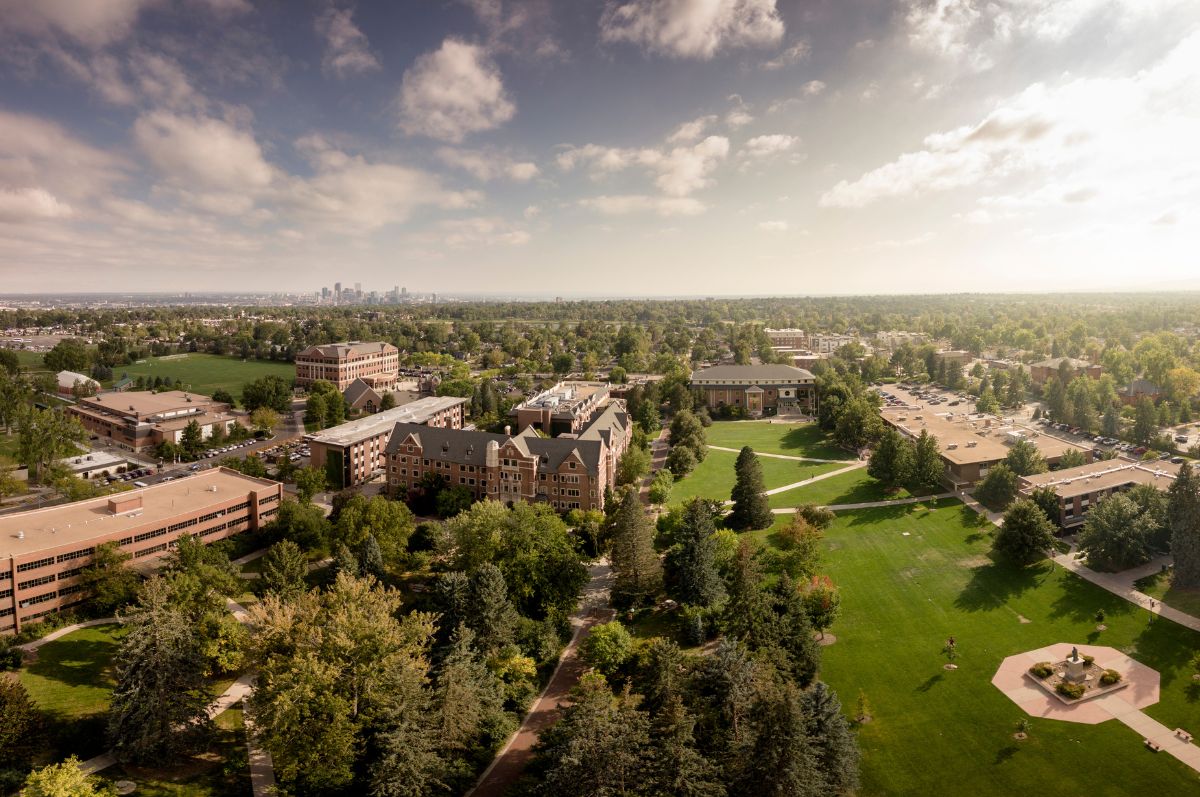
top-left (19, 623), bottom-right (127, 760)
top-left (112, 354), bottom-right (295, 397)
top-left (0, 431), bottom-right (20, 466)
top-left (781, 502), bottom-right (1200, 796)
top-left (13, 349), bottom-right (48, 371)
top-left (767, 467), bottom-right (914, 509)
top-left (703, 421), bottom-right (854, 460)
top-left (669, 449), bottom-right (844, 506)
top-left (1135, 569), bottom-right (1200, 619)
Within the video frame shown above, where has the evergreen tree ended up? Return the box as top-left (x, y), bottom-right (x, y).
top-left (912, 430), bottom-right (943, 491)
top-left (107, 580), bottom-right (212, 762)
top-left (801, 681), bottom-right (861, 795)
top-left (640, 637), bottom-right (686, 713)
top-left (467, 563), bottom-right (519, 656)
top-left (1134, 396), bottom-right (1158, 444)
top-left (994, 499), bottom-right (1056, 564)
top-left (358, 534), bottom-right (386, 580)
top-left (260, 539), bottom-right (309, 599)
top-left (0, 679), bottom-right (42, 773)
top-left (1102, 403), bottom-right (1121, 437)
top-left (867, 428), bottom-right (913, 489)
top-left (649, 695), bottom-right (727, 797)
top-left (728, 447), bottom-right (772, 531)
top-left (1168, 461), bottom-right (1200, 587)
top-left (665, 498), bottom-right (727, 608)
top-left (722, 543), bottom-right (774, 647)
top-left (609, 489), bottom-right (663, 608)
top-left (433, 626), bottom-right (514, 789)
top-left (333, 543), bottom-right (360, 578)
top-left (774, 575), bottom-right (822, 687)
top-left (736, 680), bottom-right (823, 797)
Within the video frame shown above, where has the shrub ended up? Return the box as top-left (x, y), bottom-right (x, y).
top-left (1029, 662), bottom-right (1054, 679)
top-left (1056, 681), bottom-right (1086, 699)
top-left (1082, 654), bottom-right (1095, 665)
top-left (1100, 669), bottom-right (1122, 686)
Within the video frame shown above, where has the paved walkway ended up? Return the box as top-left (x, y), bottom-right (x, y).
top-left (769, 492), bottom-right (956, 514)
top-left (467, 560), bottom-right (615, 797)
top-left (722, 462), bottom-right (866, 506)
top-left (707, 445), bottom-right (855, 464)
top-left (15, 617), bottom-right (118, 653)
top-left (1051, 549), bottom-right (1200, 633)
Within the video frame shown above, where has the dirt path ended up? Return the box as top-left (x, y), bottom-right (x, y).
top-left (468, 560), bottom-right (614, 797)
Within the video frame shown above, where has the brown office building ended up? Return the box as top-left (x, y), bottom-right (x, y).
top-left (880, 407), bottom-right (1091, 488)
top-left (306, 396), bottom-right (467, 489)
top-left (691, 364), bottom-right (818, 417)
top-left (511, 381), bottom-right (611, 436)
top-left (1019, 459), bottom-right (1180, 528)
top-left (295, 341), bottom-right (400, 391)
top-left (387, 403), bottom-right (631, 512)
top-left (1029, 357), bottom-right (1103, 387)
top-left (1, 468), bottom-right (282, 634)
top-left (68, 390), bottom-right (240, 452)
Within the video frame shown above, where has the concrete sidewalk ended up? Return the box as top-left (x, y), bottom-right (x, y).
top-left (770, 492), bottom-right (956, 514)
top-left (723, 462), bottom-right (866, 506)
top-left (707, 445), bottom-right (856, 464)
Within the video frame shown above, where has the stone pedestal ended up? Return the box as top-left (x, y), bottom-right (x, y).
top-left (1065, 656), bottom-right (1087, 684)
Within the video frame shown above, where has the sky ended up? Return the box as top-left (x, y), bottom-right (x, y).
top-left (0, 0), bottom-right (1198, 297)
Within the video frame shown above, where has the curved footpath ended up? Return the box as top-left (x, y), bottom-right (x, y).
top-left (467, 560), bottom-right (614, 797)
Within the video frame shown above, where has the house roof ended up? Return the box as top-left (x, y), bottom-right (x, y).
top-left (386, 423), bottom-right (605, 477)
top-left (1032, 357), bottom-right (1093, 369)
top-left (690, 364), bottom-right (815, 383)
top-left (297, 341), bottom-right (397, 360)
top-left (342, 378), bottom-right (382, 406)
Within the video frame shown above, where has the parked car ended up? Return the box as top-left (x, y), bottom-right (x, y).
top-left (1176, 435), bottom-right (1189, 443)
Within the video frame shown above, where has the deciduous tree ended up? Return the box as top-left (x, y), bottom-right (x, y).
top-left (995, 499), bottom-right (1057, 564)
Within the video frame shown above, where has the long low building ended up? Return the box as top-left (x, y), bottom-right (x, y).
top-left (68, 390), bottom-right (241, 453)
top-left (881, 408), bottom-right (1091, 487)
top-left (1019, 459), bottom-right (1180, 528)
top-left (387, 402), bottom-right (631, 512)
top-left (690, 364), bottom-right (817, 417)
top-left (1, 468), bottom-right (282, 634)
top-left (306, 396), bottom-right (468, 489)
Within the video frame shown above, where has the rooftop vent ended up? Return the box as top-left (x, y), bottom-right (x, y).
top-left (16, 531), bottom-right (24, 540)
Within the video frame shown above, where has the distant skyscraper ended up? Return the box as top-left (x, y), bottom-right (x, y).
top-left (401, 286), bottom-right (407, 296)
top-left (334, 282), bottom-right (342, 299)
top-left (355, 282), bottom-right (362, 297)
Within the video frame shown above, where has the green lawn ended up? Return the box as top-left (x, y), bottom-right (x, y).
top-left (13, 349), bottom-right (48, 371)
top-left (0, 430), bottom-right (20, 466)
top-left (19, 623), bottom-right (127, 760)
top-left (111, 354), bottom-right (295, 397)
top-left (1135, 569), bottom-right (1200, 619)
top-left (767, 467), bottom-right (914, 509)
top-left (703, 421), bottom-right (854, 460)
top-left (767, 502), bottom-right (1200, 796)
top-left (669, 450), bottom-right (844, 506)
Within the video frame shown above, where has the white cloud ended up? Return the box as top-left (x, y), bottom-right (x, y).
top-left (757, 219), bottom-right (788, 231)
top-left (0, 0), bottom-right (153, 47)
top-left (0, 187), bottom-right (73, 222)
top-left (0, 110), bottom-right (125, 203)
top-left (762, 40), bottom-right (810, 69)
top-left (668, 115), bottom-right (717, 144)
top-left (560, 136), bottom-right (729, 197)
top-left (130, 51), bottom-right (206, 110)
top-left (437, 147), bottom-right (539, 181)
top-left (820, 32), bottom-right (1200, 211)
top-left (579, 195), bottom-right (707, 216)
top-left (801, 79), bottom-right (826, 97)
top-left (741, 134), bottom-right (798, 159)
top-left (523, 204), bottom-right (541, 219)
top-left (858, 232), bottom-right (936, 250)
top-left (286, 135), bottom-right (480, 233)
top-left (437, 216), bottom-right (532, 247)
top-left (397, 39), bottom-right (515, 142)
top-left (316, 6), bottom-right (381, 78)
top-left (134, 111), bottom-right (276, 193)
top-left (461, 0), bottom-right (567, 60)
top-left (599, 0), bottom-right (784, 59)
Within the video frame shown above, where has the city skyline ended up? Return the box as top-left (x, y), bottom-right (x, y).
top-left (1, 0), bottom-right (1198, 295)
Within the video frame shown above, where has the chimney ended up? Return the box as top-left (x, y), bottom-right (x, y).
top-left (504, 425), bottom-right (512, 436)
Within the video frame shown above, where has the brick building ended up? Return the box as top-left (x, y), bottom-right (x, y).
top-left (295, 341), bottom-right (400, 391)
top-left (1029, 357), bottom-right (1103, 387)
top-left (68, 391), bottom-right (240, 452)
top-left (306, 396), bottom-right (467, 489)
top-left (691, 364), bottom-right (818, 417)
top-left (1019, 459), bottom-right (1179, 528)
top-left (387, 403), bottom-right (630, 512)
top-left (764, 328), bottom-right (808, 349)
top-left (1, 468), bottom-right (282, 634)
top-left (510, 381), bottom-right (611, 436)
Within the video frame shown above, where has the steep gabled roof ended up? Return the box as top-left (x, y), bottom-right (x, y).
top-left (691, 363), bottom-right (815, 382)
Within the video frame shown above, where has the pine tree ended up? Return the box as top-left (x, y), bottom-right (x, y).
top-left (912, 430), bottom-right (943, 491)
top-left (867, 428), bottom-right (913, 490)
top-left (728, 447), bottom-right (772, 531)
top-left (609, 489), bottom-right (663, 608)
top-left (358, 534), bottom-right (385, 579)
top-left (737, 680), bottom-right (823, 797)
top-left (665, 498), bottom-right (727, 608)
top-left (467, 563), bottom-right (518, 655)
top-left (801, 681), bottom-right (861, 795)
top-left (0, 678), bottom-right (42, 771)
top-left (722, 543), bottom-right (774, 647)
top-left (1168, 461), bottom-right (1200, 587)
top-left (1102, 403), bottom-right (1121, 437)
top-left (261, 539), bottom-right (309, 599)
top-left (649, 695), bottom-right (727, 797)
top-left (107, 580), bottom-right (212, 763)
top-left (773, 575), bottom-right (821, 688)
top-left (434, 626), bottom-right (514, 782)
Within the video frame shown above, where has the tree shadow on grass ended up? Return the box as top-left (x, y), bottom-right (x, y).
top-left (954, 557), bottom-right (1047, 612)
top-left (843, 503), bottom-right (918, 527)
top-left (994, 745), bottom-right (1020, 765)
top-left (1046, 569), bottom-right (1134, 624)
top-left (26, 637), bottom-right (120, 688)
top-left (1131, 613), bottom-right (1200, 689)
top-left (778, 426), bottom-right (850, 460)
top-left (916, 673), bottom-right (944, 692)
top-left (1186, 682), bottom-right (1200, 703)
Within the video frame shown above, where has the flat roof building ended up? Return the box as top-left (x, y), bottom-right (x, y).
top-left (306, 396), bottom-right (468, 489)
top-left (511, 381), bottom-right (611, 436)
top-left (1, 468), bottom-right (282, 634)
top-left (691, 364), bottom-right (817, 418)
top-left (880, 407), bottom-right (1091, 488)
top-left (765, 328), bottom-right (807, 349)
top-left (1030, 357), bottom-right (1102, 387)
top-left (68, 390), bottom-right (240, 453)
top-left (295, 341), bottom-right (399, 391)
top-left (1020, 459), bottom-right (1180, 528)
